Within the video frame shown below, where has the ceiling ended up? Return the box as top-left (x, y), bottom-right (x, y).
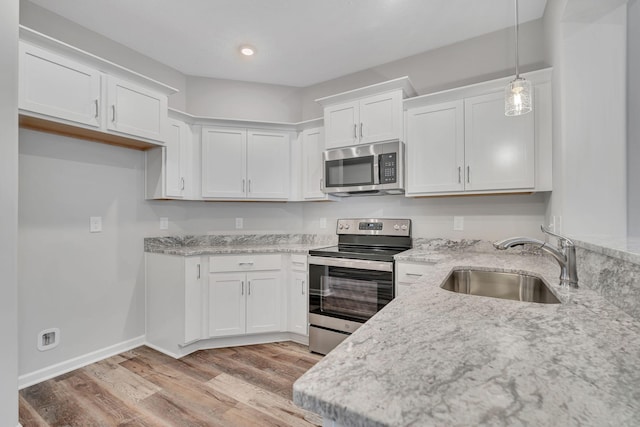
top-left (28, 0), bottom-right (548, 87)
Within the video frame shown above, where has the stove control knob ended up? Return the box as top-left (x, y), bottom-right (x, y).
top-left (344, 224), bottom-right (350, 230)
top-left (394, 224), bottom-right (400, 230)
top-left (338, 224), bottom-right (344, 230)
top-left (401, 224), bottom-right (408, 231)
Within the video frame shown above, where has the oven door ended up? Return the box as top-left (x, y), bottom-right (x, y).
top-left (308, 257), bottom-right (394, 324)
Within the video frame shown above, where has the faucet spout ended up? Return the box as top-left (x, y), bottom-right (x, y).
top-left (493, 226), bottom-right (579, 288)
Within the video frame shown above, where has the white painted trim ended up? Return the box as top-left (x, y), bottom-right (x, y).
top-left (18, 335), bottom-right (145, 389)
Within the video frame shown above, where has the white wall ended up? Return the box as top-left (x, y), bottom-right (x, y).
top-left (18, 130), bottom-right (304, 378)
top-left (19, 0), bottom-right (188, 111)
top-left (186, 76), bottom-right (302, 122)
top-left (629, 0), bottom-right (640, 237)
top-left (0, 0), bottom-right (19, 424)
top-left (544, 0), bottom-right (627, 240)
top-left (303, 195), bottom-right (548, 240)
top-left (300, 19), bottom-right (547, 120)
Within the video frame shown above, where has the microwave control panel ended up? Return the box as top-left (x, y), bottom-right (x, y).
top-left (380, 153), bottom-right (397, 183)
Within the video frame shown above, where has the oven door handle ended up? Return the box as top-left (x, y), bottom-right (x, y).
top-left (308, 256), bottom-right (393, 272)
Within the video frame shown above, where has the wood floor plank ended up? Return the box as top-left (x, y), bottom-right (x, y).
top-left (18, 395), bottom-right (49, 427)
top-left (19, 342), bottom-right (323, 427)
top-left (207, 373), bottom-right (320, 427)
top-left (120, 356), bottom-right (240, 424)
top-left (191, 347), bottom-right (296, 399)
top-left (83, 357), bottom-right (161, 403)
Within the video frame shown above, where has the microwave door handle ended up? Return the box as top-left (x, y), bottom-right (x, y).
top-left (373, 156), bottom-right (381, 185)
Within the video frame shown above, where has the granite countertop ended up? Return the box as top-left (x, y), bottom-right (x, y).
top-left (147, 243), bottom-right (325, 256)
top-left (293, 250), bottom-right (640, 426)
top-left (144, 233), bottom-right (336, 256)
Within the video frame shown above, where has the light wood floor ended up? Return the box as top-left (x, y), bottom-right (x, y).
top-left (19, 341), bottom-right (323, 427)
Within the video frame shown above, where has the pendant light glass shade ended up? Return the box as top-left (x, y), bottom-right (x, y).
top-left (505, 0), bottom-right (532, 116)
top-left (505, 77), bottom-right (532, 116)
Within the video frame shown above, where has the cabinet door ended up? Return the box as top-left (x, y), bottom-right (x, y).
top-left (184, 257), bottom-right (203, 344)
top-left (106, 76), bottom-right (168, 142)
top-left (464, 92), bottom-right (535, 191)
top-left (289, 270), bottom-right (308, 336)
top-left (406, 101), bottom-right (465, 195)
top-left (201, 127), bottom-right (247, 198)
top-left (324, 101), bottom-right (359, 149)
top-left (246, 272), bottom-right (281, 334)
top-left (19, 42), bottom-right (101, 128)
top-left (301, 127), bottom-right (327, 200)
top-left (359, 91), bottom-right (403, 145)
top-left (209, 273), bottom-right (246, 337)
top-left (247, 131), bottom-right (290, 199)
top-left (165, 119), bottom-right (189, 198)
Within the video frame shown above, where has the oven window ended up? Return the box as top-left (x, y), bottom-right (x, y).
top-left (309, 265), bottom-right (393, 322)
top-left (325, 156), bottom-right (374, 187)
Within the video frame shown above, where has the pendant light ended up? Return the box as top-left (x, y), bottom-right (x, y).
top-left (505, 0), bottom-right (532, 116)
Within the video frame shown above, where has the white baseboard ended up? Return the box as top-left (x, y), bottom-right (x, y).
top-left (18, 335), bottom-right (145, 390)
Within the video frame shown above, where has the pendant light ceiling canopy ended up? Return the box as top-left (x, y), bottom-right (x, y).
top-left (505, 0), bottom-right (532, 116)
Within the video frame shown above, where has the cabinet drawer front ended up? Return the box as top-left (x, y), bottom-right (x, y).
top-left (209, 254), bottom-right (282, 273)
top-left (291, 254), bottom-right (307, 271)
top-left (396, 262), bottom-right (433, 283)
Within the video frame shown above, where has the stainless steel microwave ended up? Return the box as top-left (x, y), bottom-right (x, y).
top-left (322, 140), bottom-right (405, 196)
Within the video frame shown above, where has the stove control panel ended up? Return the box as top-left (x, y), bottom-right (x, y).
top-left (336, 218), bottom-right (411, 237)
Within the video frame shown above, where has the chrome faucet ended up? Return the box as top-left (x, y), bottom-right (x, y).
top-left (493, 225), bottom-right (579, 288)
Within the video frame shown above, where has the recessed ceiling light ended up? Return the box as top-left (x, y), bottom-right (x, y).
top-left (240, 45), bottom-right (256, 56)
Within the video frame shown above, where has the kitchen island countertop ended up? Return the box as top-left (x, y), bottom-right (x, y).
top-left (293, 250), bottom-right (640, 426)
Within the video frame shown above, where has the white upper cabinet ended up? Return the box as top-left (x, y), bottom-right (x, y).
top-left (464, 91), bottom-right (535, 191)
top-left (317, 77), bottom-right (416, 150)
top-left (145, 116), bottom-right (194, 200)
top-left (247, 130), bottom-right (290, 199)
top-left (358, 91), bottom-right (403, 145)
top-left (19, 42), bottom-right (101, 128)
top-left (201, 126), bottom-right (290, 200)
top-left (106, 76), bottom-right (168, 142)
top-left (404, 68), bottom-right (552, 197)
top-left (324, 91), bottom-right (403, 149)
top-left (406, 100), bottom-right (465, 195)
top-left (201, 127), bottom-right (247, 199)
top-left (165, 119), bottom-right (190, 198)
top-left (324, 101), bottom-right (359, 148)
top-left (301, 127), bottom-right (328, 200)
top-left (18, 28), bottom-right (177, 149)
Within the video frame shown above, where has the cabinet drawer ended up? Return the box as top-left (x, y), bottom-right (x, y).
top-left (291, 254), bottom-right (307, 271)
top-left (209, 254), bottom-right (282, 273)
top-left (396, 262), bottom-right (434, 284)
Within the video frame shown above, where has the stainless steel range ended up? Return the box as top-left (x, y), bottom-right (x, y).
top-left (307, 218), bottom-right (412, 355)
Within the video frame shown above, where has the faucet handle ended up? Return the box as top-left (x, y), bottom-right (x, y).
top-left (540, 225), bottom-right (574, 246)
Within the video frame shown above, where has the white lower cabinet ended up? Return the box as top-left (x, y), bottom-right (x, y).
top-left (288, 254), bottom-right (308, 336)
top-left (146, 254), bottom-right (205, 355)
top-left (395, 262), bottom-right (435, 297)
top-left (208, 254), bottom-right (282, 338)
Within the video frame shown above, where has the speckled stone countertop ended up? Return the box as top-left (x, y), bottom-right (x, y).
top-left (293, 249), bottom-right (640, 426)
top-left (144, 233), bottom-right (336, 256)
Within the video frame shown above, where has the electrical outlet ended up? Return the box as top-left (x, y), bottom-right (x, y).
top-left (37, 328), bottom-right (60, 351)
top-left (160, 217), bottom-right (169, 230)
top-left (319, 217), bottom-right (327, 229)
top-left (90, 216), bottom-right (102, 233)
top-left (235, 218), bottom-right (243, 229)
top-left (453, 216), bottom-right (464, 231)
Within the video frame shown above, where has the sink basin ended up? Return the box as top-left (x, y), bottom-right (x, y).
top-left (440, 269), bottom-right (560, 304)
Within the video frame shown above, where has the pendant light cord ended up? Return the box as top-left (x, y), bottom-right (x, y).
top-left (515, 0), bottom-right (520, 78)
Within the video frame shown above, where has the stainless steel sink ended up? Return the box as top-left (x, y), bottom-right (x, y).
top-left (440, 269), bottom-right (560, 304)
